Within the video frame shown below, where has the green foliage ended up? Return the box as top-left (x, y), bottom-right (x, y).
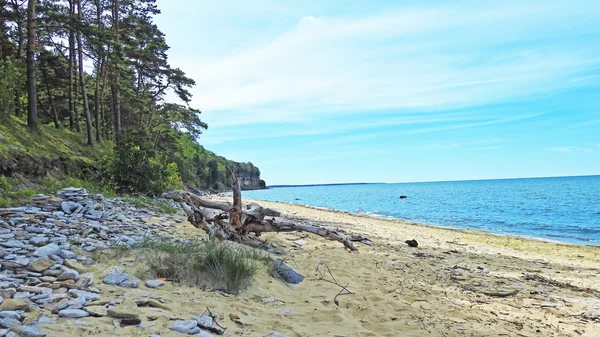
top-left (172, 133), bottom-right (261, 191)
top-left (120, 239), bottom-right (273, 293)
top-left (100, 130), bottom-right (183, 195)
top-left (0, 57), bottom-right (24, 118)
top-left (0, 0), bottom-right (264, 198)
top-left (0, 176), bottom-right (12, 191)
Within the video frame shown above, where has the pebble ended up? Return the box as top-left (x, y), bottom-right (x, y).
top-left (33, 244), bottom-right (61, 258)
top-left (27, 259), bottom-right (55, 273)
top-left (144, 280), bottom-right (165, 288)
top-left (119, 277), bottom-right (139, 288)
top-left (12, 325), bottom-right (47, 337)
top-left (0, 299), bottom-right (30, 311)
top-left (68, 289), bottom-right (100, 302)
top-left (168, 320), bottom-right (198, 334)
top-left (58, 309), bottom-right (89, 318)
top-left (103, 267), bottom-right (129, 285)
top-left (264, 333), bottom-right (290, 337)
top-left (0, 312), bottom-right (21, 320)
top-left (57, 267), bottom-right (80, 281)
top-left (0, 318), bottom-right (21, 329)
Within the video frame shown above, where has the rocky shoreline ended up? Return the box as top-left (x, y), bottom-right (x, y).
top-left (0, 188), bottom-right (278, 337)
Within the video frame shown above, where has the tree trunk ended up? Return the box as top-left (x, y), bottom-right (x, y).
top-left (13, 0), bottom-right (24, 117)
top-left (68, 0), bottom-right (75, 129)
top-left (26, 0), bottom-right (37, 130)
top-left (111, 0), bottom-right (121, 137)
top-left (76, 0), bottom-right (94, 147)
top-left (100, 57), bottom-right (110, 140)
top-left (93, 0), bottom-right (103, 142)
top-left (41, 67), bottom-right (60, 128)
top-left (94, 57), bottom-right (103, 142)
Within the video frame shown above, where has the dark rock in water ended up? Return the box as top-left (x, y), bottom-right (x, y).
top-left (405, 239), bottom-right (418, 248)
top-left (274, 260), bottom-right (305, 284)
top-left (399, 195), bottom-right (407, 199)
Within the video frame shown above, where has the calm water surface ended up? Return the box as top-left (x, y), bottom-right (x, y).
top-left (242, 176), bottom-right (600, 246)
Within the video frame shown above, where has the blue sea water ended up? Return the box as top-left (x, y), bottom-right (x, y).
top-left (242, 175), bottom-right (600, 246)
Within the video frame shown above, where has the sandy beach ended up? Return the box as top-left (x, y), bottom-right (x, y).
top-left (40, 198), bottom-right (600, 337)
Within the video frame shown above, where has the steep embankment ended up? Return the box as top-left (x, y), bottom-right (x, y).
top-left (0, 117), bottom-right (112, 176)
top-left (0, 117), bottom-right (265, 191)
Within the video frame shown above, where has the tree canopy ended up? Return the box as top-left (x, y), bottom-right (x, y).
top-left (0, 0), bottom-right (263, 194)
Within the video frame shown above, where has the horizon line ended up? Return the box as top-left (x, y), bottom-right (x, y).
top-left (265, 174), bottom-right (600, 188)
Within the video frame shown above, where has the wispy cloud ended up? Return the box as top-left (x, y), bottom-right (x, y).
top-left (551, 146), bottom-right (592, 153)
top-left (169, 0), bottom-right (600, 129)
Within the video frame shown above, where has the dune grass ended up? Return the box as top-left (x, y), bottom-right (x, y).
top-left (110, 238), bottom-right (273, 293)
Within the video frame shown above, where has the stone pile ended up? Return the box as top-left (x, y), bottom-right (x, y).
top-left (0, 187), bottom-right (187, 336)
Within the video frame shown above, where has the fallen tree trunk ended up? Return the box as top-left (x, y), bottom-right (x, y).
top-left (162, 172), bottom-right (358, 251)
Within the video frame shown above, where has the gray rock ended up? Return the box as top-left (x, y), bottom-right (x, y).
top-left (196, 314), bottom-right (213, 329)
top-left (14, 258), bottom-right (30, 266)
top-left (57, 267), bottom-right (79, 281)
top-left (13, 292), bottom-right (31, 299)
top-left (58, 309), bottom-right (89, 318)
top-left (0, 317), bottom-right (21, 329)
top-left (118, 278), bottom-right (139, 288)
top-left (264, 333), bottom-right (290, 337)
top-left (0, 241), bottom-right (25, 249)
top-left (13, 325), bottom-right (46, 337)
top-left (33, 244), bottom-right (61, 258)
top-left (37, 316), bottom-right (53, 324)
top-left (144, 280), bottom-right (165, 288)
top-left (0, 312), bottom-right (21, 320)
top-left (74, 273), bottom-right (94, 288)
top-left (188, 327), bottom-right (201, 335)
top-left (3, 254), bottom-right (16, 260)
top-left (168, 320), bottom-right (198, 334)
top-left (68, 289), bottom-right (100, 302)
top-left (29, 237), bottom-right (48, 246)
top-left (25, 227), bottom-right (45, 234)
top-left (49, 255), bottom-right (64, 264)
top-left (58, 250), bottom-right (75, 259)
top-left (103, 268), bottom-right (129, 285)
top-left (273, 260), bottom-right (305, 284)
top-left (64, 297), bottom-right (87, 309)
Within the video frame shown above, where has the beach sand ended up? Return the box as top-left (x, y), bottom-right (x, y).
top-left (44, 198), bottom-right (600, 337)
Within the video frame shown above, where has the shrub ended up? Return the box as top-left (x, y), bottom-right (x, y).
top-left (100, 130), bottom-right (183, 196)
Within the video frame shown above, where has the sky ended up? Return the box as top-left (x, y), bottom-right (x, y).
top-left (155, 0), bottom-right (600, 185)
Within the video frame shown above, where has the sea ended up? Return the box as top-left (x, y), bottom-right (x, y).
top-left (242, 175), bottom-right (600, 246)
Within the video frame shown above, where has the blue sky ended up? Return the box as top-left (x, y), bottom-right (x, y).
top-left (155, 0), bottom-right (600, 185)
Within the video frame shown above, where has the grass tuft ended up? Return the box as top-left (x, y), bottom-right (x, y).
top-left (105, 238), bottom-right (273, 294)
top-left (124, 196), bottom-right (178, 214)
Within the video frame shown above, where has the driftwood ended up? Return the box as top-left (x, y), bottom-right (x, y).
top-left (162, 171), bottom-right (358, 251)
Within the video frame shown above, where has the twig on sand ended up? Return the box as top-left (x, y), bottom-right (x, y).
top-left (522, 274), bottom-right (600, 296)
top-left (315, 260), bottom-right (354, 306)
top-left (482, 290), bottom-right (519, 298)
top-left (202, 307), bottom-right (227, 335)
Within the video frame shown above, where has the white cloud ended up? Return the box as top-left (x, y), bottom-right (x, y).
top-left (169, 0), bottom-right (600, 128)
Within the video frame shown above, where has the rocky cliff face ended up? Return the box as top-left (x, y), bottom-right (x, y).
top-left (238, 172), bottom-right (267, 190)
